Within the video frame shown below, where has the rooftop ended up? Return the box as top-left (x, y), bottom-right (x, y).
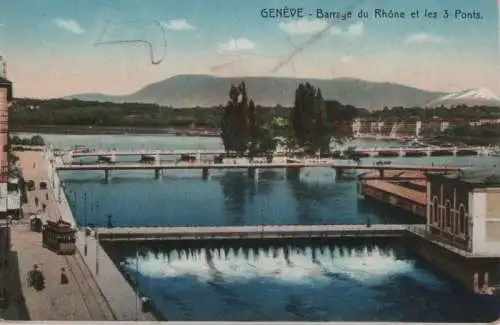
top-left (0, 76), bottom-right (11, 85)
top-left (0, 76), bottom-right (12, 100)
top-left (431, 168), bottom-right (500, 187)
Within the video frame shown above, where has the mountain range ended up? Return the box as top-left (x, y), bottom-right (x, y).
top-left (66, 75), bottom-right (448, 111)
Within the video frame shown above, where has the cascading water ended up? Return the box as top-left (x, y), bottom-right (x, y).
top-left (123, 245), bottom-right (437, 286)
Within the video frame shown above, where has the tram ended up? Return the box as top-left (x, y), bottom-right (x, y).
top-left (42, 219), bottom-right (76, 255)
top-left (29, 214), bottom-right (43, 232)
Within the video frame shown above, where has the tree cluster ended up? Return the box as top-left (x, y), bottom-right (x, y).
top-left (290, 83), bottom-right (331, 154)
top-left (10, 134), bottom-right (45, 146)
top-left (219, 82), bottom-right (360, 157)
top-left (369, 105), bottom-right (500, 121)
top-left (220, 83), bottom-right (276, 158)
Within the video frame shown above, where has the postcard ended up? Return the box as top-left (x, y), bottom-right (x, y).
top-left (0, 0), bottom-right (499, 323)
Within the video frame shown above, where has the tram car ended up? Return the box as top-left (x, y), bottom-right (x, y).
top-left (42, 220), bottom-right (76, 255)
top-left (29, 214), bottom-right (43, 232)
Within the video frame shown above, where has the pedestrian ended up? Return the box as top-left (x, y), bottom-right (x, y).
top-left (34, 197), bottom-right (39, 207)
top-left (60, 268), bottom-right (68, 285)
top-left (45, 193), bottom-right (48, 200)
top-left (107, 215), bottom-right (113, 228)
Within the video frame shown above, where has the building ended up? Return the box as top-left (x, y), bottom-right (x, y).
top-left (426, 169), bottom-right (500, 255)
top-left (351, 118), bottom-right (422, 138)
top-left (0, 59), bottom-right (20, 219)
top-left (0, 219), bottom-right (10, 302)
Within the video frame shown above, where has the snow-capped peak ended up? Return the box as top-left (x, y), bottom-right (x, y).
top-left (440, 87), bottom-right (500, 101)
top-left (426, 87), bottom-right (500, 108)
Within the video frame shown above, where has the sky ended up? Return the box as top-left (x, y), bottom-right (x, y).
top-left (0, 0), bottom-right (498, 98)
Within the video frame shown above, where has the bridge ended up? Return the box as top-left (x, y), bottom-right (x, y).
top-left (66, 145), bottom-right (489, 161)
top-left (95, 224), bottom-right (422, 242)
top-left (55, 161), bottom-right (461, 181)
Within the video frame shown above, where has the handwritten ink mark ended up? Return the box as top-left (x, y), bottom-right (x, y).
top-left (94, 20), bottom-right (167, 65)
top-left (270, 0), bottom-right (368, 73)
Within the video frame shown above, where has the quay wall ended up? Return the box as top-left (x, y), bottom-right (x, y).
top-left (43, 148), bottom-right (155, 321)
top-left (405, 230), bottom-right (500, 293)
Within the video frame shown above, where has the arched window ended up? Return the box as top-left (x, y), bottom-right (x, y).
top-left (445, 200), bottom-right (451, 229)
top-left (432, 196), bottom-right (439, 224)
top-left (458, 204), bottom-right (467, 235)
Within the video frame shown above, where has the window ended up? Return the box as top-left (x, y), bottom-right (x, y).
top-left (458, 204), bottom-right (466, 234)
top-left (445, 200), bottom-right (451, 228)
top-left (432, 196), bottom-right (439, 224)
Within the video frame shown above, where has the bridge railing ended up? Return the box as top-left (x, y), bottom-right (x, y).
top-left (97, 223), bottom-right (410, 232)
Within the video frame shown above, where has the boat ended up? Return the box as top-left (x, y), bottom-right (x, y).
top-left (490, 148), bottom-right (500, 156)
top-left (72, 145), bottom-right (91, 153)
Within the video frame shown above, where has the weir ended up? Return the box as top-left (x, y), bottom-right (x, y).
top-left (96, 224), bottom-right (417, 242)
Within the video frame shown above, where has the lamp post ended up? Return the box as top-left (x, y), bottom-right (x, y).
top-left (135, 247), bottom-right (139, 321)
top-left (95, 229), bottom-right (99, 275)
top-left (95, 200), bottom-right (100, 275)
top-left (84, 192), bottom-right (88, 256)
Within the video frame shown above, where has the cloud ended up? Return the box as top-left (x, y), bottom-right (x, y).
top-left (278, 19), bottom-right (328, 34)
top-left (218, 38), bottom-right (256, 52)
top-left (279, 19), bottom-right (363, 37)
top-left (54, 19), bottom-right (84, 34)
top-left (163, 19), bottom-right (195, 30)
top-left (347, 22), bottom-right (364, 36)
top-left (341, 55), bottom-right (354, 63)
top-left (404, 33), bottom-right (444, 44)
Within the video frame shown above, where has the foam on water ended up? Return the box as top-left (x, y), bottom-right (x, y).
top-left (122, 245), bottom-right (435, 287)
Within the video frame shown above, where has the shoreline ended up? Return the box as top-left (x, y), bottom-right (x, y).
top-left (10, 125), bottom-right (220, 137)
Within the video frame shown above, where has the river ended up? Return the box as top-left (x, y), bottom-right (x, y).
top-left (14, 132), bottom-right (500, 322)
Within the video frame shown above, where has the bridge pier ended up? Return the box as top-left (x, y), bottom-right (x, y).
top-left (154, 168), bottom-right (161, 179)
top-left (334, 167), bottom-right (345, 180)
top-left (104, 169), bottom-right (110, 183)
top-left (155, 151), bottom-right (161, 164)
top-left (285, 166), bottom-right (301, 180)
top-left (202, 167), bottom-right (209, 180)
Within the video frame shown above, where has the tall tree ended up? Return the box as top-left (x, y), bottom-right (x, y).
top-left (248, 99), bottom-right (259, 159)
top-left (289, 82), bottom-right (330, 154)
top-left (220, 82), bottom-right (252, 156)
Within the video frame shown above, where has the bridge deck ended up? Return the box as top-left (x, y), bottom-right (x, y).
top-left (96, 224), bottom-right (422, 242)
top-left (56, 162), bottom-right (460, 171)
top-left (69, 145), bottom-right (486, 157)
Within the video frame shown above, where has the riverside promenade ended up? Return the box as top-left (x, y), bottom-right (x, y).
top-left (11, 150), bottom-right (154, 321)
top-left (10, 151), bottom-right (113, 321)
top-left (43, 150), bottom-right (156, 321)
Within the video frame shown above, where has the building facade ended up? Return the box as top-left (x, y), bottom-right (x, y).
top-left (0, 60), bottom-right (13, 302)
top-left (352, 118), bottom-right (422, 138)
top-left (0, 219), bottom-right (10, 300)
top-left (427, 170), bottom-right (500, 255)
top-left (0, 74), bottom-right (11, 215)
top-left (0, 59), bottom-right (20, 219)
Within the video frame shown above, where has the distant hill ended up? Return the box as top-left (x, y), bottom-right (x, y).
top-left (65, 75), bottom-right (446, 111)
top-left (426, 87), bottom-right (500, 108)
